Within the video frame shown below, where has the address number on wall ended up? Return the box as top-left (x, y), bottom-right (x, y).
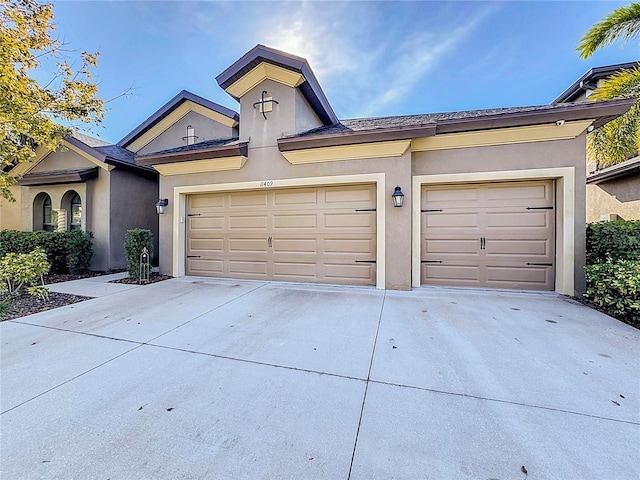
top-left (259, 180), bottom-right (274, 187)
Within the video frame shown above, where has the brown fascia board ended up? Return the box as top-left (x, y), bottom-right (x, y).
top-left (17, 167), bottom-right (99, 186)
top-left (65, 136), bottom-right (106, 163)
top-left (434, 99), bottom-right (636, 134)
top-left (278, 124), bottom-right (437, 151)
top-left (136, 142), bottom-right (249, 166)
top-left (277, 99), bottom-right (635, 152)
top-left (553, 61), bottom-right (639, 104)
top-left (587, 157), bottom-right (640, 184)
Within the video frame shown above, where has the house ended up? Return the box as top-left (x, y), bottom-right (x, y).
top-left (131, 45), bottom-right (632, 295)
top-left (553, 61), bottom-right (640, 222)
top-left (0, 90), bottom-right (241, 271)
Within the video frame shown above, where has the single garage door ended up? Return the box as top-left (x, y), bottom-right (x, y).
top-left (421, 180), bottom-right (555, 290)
top-left (186, 184), bottom-right (377, 285)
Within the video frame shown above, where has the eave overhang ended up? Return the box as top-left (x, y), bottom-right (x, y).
top-left (587, 157), bottom-right (640, 184)
top-left (553, 61), bottom-right (639, 104)
top-left (216, 44), bottom-right (338, 126)
top-left (278, 124), bottom-right (437, 152)
top-left (136, 142), bottom-right (249, 166)
top-left (17, 167), bottom-right (99, 186)
top-left (277, 99), bottom-right (635, 153)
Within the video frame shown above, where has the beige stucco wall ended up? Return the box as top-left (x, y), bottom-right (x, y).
top-left (0, 186), bottom-right (22, 230)
top-left (587, 177), bottom-right (640, 222)
top-left (31, 148), bottom-right (92, 172)
top-left (108, 169), bottom-right (159, 268)
top-left (137, 111), bottom-right (237, 155)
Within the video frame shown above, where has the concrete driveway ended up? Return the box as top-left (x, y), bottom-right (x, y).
top-left (1, 277), bottom-right (638, 479)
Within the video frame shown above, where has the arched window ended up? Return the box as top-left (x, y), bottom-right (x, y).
top-left (70, 193), bottom-right (82, 230)
top-left (42, 195), bottom-right (55, 231)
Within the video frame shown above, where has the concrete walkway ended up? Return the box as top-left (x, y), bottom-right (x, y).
top-left (1, 277), bottom-right (638, 479)
top-left (46, 272), bottom-right (140, 297)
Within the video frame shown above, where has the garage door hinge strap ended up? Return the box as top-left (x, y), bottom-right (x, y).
top-left (526, 206), bottom-right (553, 210)
top-left (187, 255), bottom-right (201, 258)
top-left (527, 262), bottom-right (552, 266)
top-left (355, 208), bottom-right (376, 212)
top-left (187, 213), bottom-right (201, 216)
top-left (421, 209), bottom-right (443, 212)
top-left (355, 260), bottom-right (376, 263)
top-left (421, 260), bottom-right (443, 263)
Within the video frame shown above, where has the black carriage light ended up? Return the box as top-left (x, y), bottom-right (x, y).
top-left (392, 186), bottom-right (404, 208)
top-left (156, 198), bottom-right (169, 214)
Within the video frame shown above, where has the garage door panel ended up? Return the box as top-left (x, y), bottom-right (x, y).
top-left (186, 184), bottom-right (376, 285)
top-left (272, 238), bottom-right (318, 254)
top-left (422, 264), bottom-right (480, 282)
top-left (424, 239), bottom-right (480, 255)
top-left (324, 212), bottom-right (375, 229)
top-left (324, 185), bottom-right (374, 205)
top-left (273, 214), bottom-right (317, 229)
top-left (190, 238), bottom-right (224, 252)
top-left (485, 239), bottom-right (552, 257)
top-left (324, 238), bottom-right (374, 254)
top-left (188, 259), bottom-right (224, 275)
top-left (189, 216), bottom-right (224, 230)
top-left (229, 215), bottom-right (268, 230)
top-left (421, 180), bottom-right (555, 291)
top-left (485, 211), bottom-right (552, 228)
top-left (273, 262), bottom-right (317, 278)
top-left (323, 263), bottom-right (375, 282)
top-left (228, 238), bottom-right (268, 253)
top-left (485, 266), bottom-right (552, 288)
top-left (273, 189), bottom-right (318, 205)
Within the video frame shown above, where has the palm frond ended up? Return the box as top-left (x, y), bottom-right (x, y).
top-left (578, 3), bottom-right (640, 58)
top-left (589, 66), bottom-right (640, 100)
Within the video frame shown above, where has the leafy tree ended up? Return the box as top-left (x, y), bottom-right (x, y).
top-left (0, 0), bottom-right (104, 200)
top-left (577, 3), bottom-right (640, 170)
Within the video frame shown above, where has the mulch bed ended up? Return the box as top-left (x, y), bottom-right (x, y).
top-left (110, 273), bottom-right (172, 285)
top-left (0, 292), bottom-right (92, 322)
top-left (573, 296), bottom-right (639, 329)
top-left (1, 271), bottom-right (171, 322)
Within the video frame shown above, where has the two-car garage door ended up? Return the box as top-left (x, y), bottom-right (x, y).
top-left (186, 184), bottom-right (377, 285)
top-left (420, 180), bottom-right (555, 291)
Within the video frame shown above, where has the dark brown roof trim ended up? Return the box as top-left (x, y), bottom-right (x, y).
top-left (136, 142), bottom-right (249, 166)
top-left (277, 99), bottom-right (635, 152)
top-left (18, 167), bottom-right (99, 186)
top-left (278, 124), bottom-right (437, 151)
top-left (435, 98), bottom-right (636, 134)
top-left (553, 61), bottom-right (639, 104)
top-left (587, 156), bottom-right (640, 184)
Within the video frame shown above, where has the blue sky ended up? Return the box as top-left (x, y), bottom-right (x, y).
top-left (49, 0), bottom-right (638, 144)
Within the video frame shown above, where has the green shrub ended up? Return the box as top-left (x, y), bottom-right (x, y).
top-left (585, 261), bottom-right (640, 324)
top-left (0, 230), bottom-right (93, 274)
top-left (586, 220), bottom-right (640, 264)
top-left (124, 229), bottom-right (154, 280)
top-left (0, 247), bottom-right (50, 298)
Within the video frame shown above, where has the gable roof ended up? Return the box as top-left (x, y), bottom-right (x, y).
top-left (215, 44), bottom-right (338, 126)
top-left (553, 61), bottom-right (639, 103)
top-left (117, 90), bottom-right (239, 149)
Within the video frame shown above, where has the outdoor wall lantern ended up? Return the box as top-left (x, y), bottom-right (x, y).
top-left (392, 186), bottom-right (405, 207)
top-left (156, 198), bottom-right (169, 214)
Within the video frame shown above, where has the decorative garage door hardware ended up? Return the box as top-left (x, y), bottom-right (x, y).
top-left (480, 237), bottom-right (486, 250)
top-left (421, 208), bottom-right (443, 212)
top-left (527, 262), bottom-right (553, 266)
top-left (187, 255), bottom-right (201, 258)
top-left (355, 208), bottom-right (376, 212)
top-left (526, 206), bottom-right (554, 210)
top-left (355, 260), bottom-right (376, 263)
top-left (421, 260), bottom-right (443, 263)
top-left (187, 213), bottom-right (201, 216)
top-left (267, 236), bottom-right (272, 248)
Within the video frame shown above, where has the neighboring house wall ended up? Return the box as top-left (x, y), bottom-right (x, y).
top-left (137, 111), bottom-right (237, 155)
top-left (108, 169), bottom-right (159, 268)
top-left (587, 178), bottom-right (640, 222)
top-left (0, 186), bottom-right (22, 230)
